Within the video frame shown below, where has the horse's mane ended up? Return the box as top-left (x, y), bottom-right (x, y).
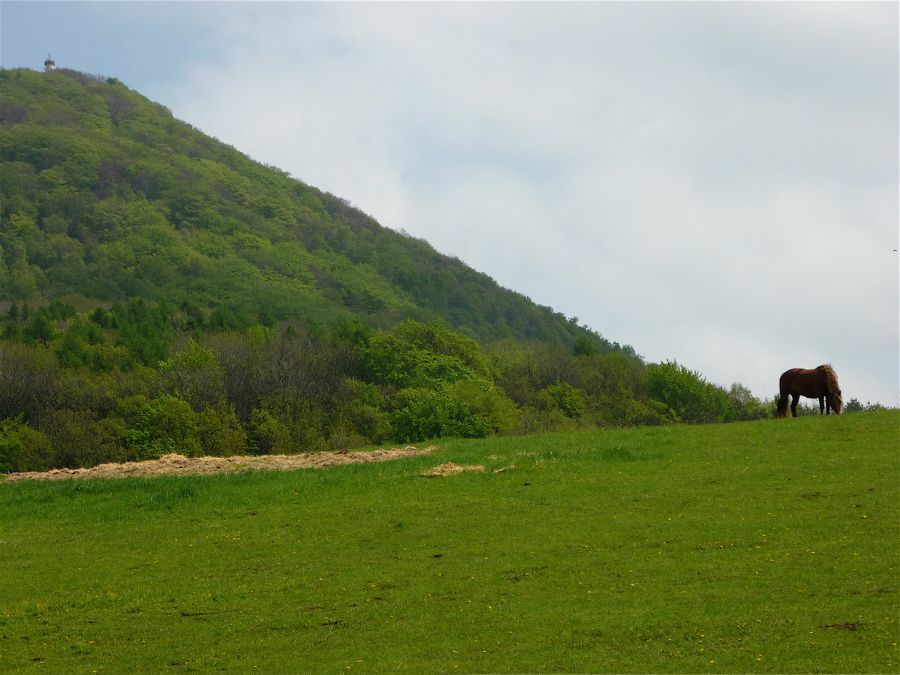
top-left (817, 364), bottom-right (840, 393)
top-left (818, 364), bottom-right (843, 411)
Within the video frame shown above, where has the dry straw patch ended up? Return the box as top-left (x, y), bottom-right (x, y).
top-left (421, 462), bottom-right (485, 477)
top-left (3, 446), bottom-right (435, 482)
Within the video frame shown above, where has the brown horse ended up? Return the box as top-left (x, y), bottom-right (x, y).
top-left (776, 365), bottom-right (843, 418)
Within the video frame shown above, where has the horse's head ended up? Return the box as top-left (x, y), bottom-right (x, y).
top-left (822, 365), bottom-right (843, 413)
top-left (831, 389), bottom-right (844, 414)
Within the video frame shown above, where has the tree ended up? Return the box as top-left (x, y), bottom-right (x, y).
top-left (0, 415), bottom-right (26, 473)
top-left (197, 401), bottom-right (248, 456)
top-left (728, 383), bottom-right (771, 421)
top-left (245, 408), bottom-right (292, 455)
top-left (0, 342), bottom-right (65, 423)
top-left (844, 398), bottom-right (888, 413)
top-left (545, 382), bottom-right (585, 419)
top-left (364, 320), bottom-right (492, 389)
top-left (646, 361), bottom-right (733, 424)
top-left (123, 395), bottom-right (200, 460)
top-left (390, 386), bottom-right (491, 442)
top-left (159, 338), bottom-right (224, 410)
top-left (38, 410), bottom-right (126, 469)
top-left (23, 313), bottom-right (57, 345)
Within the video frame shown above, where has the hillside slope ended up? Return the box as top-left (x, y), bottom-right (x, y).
top-left (0, 66), bottom-right (631, 353)
top-left (0, 67), bottom-right (783, 469)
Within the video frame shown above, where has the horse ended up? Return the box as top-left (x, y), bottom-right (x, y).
top-left (776, 365), bottom-right (843, 418)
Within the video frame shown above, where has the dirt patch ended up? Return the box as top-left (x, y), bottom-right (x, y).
top-left (2, 446), bottom-right (435, 483)
top-left (421, 462), bottom-right (485, 477)
top-left (819, 623), bottom-right (861, 631)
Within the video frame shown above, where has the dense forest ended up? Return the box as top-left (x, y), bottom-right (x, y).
top-left (0, 66), bottom-right (783, 472)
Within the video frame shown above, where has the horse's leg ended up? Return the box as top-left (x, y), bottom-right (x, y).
top-left (790, 394), bottom-right (799, 417)
top-left (820, 396), bottom-right (826, 415)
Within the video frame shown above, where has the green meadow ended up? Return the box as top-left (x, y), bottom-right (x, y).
top-left (1, 411), bottom-right (897, 674)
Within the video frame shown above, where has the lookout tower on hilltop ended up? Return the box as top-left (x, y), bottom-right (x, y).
top-left (44, 54), bottom-right (56, 72)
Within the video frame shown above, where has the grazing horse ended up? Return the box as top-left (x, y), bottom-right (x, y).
top-left (776, 365), bottom-right (843, 418)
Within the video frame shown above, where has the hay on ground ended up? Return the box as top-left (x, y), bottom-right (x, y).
top-left (3, 446), bottom-right (435, 482)
top-left (421, 463), bottom-right (484, 477)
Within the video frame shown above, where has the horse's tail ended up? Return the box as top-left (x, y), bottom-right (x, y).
top-left (776, 396), bottom-right (789, 418)
top-left (820, 364), bottom-right (843, 414)
top-left (776, 369), bottom-right (794, 418)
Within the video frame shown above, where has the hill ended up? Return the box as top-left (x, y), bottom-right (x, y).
top-left (0, 67), bottom-right (782, 470)
top-left (0, 66), bottom-right (628, 351)
top-left (1, 411), bottom-right (897, 672)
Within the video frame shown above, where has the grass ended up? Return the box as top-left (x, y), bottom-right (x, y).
top-left (1, 411), bottom-right (897, 674)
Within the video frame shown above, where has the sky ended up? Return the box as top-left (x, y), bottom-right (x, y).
top-left (2, 1), bottom-right (898, 407)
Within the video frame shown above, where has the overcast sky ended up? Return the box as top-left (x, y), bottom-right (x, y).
top-left (2, 1), bottom-right (898, 406)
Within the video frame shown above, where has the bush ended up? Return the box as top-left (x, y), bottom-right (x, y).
top-left (159, 338), bottom-right (224, 410)
top-left (845, 398), bottom-right (888, 414)
top-left (544, 382), bottom-right (585, 419)
top-left (123, 395), bottom-right (200, 460)
top-left (646, 361), bottom-right (734, 424)
top-left (0, 415), bottom-right (26, 473)
top-left (446, 379), bottom-right (520, 435)
top-left (198, 401), bottom-right (248, 457)
top-left (245, 408), bottom-right (292, 455)
top-left (390, 385), bottom-right (492, 443)
top-left (39, 410), bottom-right (127, 468)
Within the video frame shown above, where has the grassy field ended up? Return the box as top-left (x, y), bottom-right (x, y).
top-left (1, 411), bottom-right (897, 674)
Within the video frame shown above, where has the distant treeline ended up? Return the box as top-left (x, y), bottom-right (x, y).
top-left (0, 298), bottom-right (779, 473)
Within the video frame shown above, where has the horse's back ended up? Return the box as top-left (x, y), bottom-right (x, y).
top-left (779, 368), bottom-right (804, 388)
top-left (780, 366), bottom-right (832, 396)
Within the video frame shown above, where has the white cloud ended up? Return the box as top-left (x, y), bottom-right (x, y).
top-left (131, 2), bottom-right (899, 406)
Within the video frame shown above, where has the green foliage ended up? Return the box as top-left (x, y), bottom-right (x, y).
top-left (544, 381), bottom-right (585, 419)
top-left (389, 386), bottom-right (478, 442)
top-left (364, 321), bottom-right (517, 442)
top-left (844, 398), bottom-right (889, 413)
top-left (123, 395), bottom-right (200, 460)
top-left (446, 378), bottom-right (519, 436)
top-left (572, 334), bottom-right (600, 357)
top-left (0, 309), bottom-right (777, 471)
top-left (39, 410), bottom-right (127, 468)
top-left (0, 68), bottom-right (789, 470)
top-left (245, 408), bottom-right (291, 456)
top-left (728, 382), bottom-right (773, 421)
top-left (0, 415), bottom-right (26, 473)
top-left (197, 401), bottom-right (248, 457)
top-left (22, 312), bottom-right (57, 345)
top-left (364, 319), bottom-right (490, 389)
top-left (159, 338), bottom-right (224, 409)
top-left (646, 360), bottom-right (735, 424)
top-left (341, 379), bottom-right (392, 444)
top-left (2, 66), bottom-right (625, 349)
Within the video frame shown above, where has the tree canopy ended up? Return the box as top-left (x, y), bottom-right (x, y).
top-left (0, 66), bottom-right (628, 350)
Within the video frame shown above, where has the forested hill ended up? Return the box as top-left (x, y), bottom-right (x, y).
top-left (0, 67), bottom-right (779, 473)
top-left (0, 66), bottom-right (629, 353)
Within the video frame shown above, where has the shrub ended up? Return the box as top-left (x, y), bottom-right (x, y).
top-left (198, 401), bottom-right (248, 457)
top-left (39, 410), bottom-right (127, 468)
top-left (123, 395), bottom-right (200, 460)
top-left (0, 415), bottom-right (26, 473)
top-left (245, 408), bottom-right (292, 455)
top-left (544, 382), bottom-right (585, 419)
top-left (390, 385), bottom-right (492, 443)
